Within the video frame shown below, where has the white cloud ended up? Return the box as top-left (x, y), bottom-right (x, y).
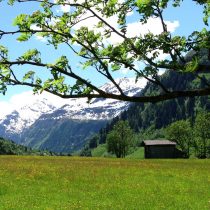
top-left (146, 49), bottom-right (170, 63)
top-left (60, 4), bottom-right (71, 13)
top-left (30, 24), bottom-right (41, 31)
top-left (0, 102), bottom-right (14, 118)
top-left (35, 35), bottom-right (47, 42)
top-left (0, 91), bottom-right (66, 119)
top-left (56, 0), bottom-right (126, 14)
top-left (123, 18), bottom-right (179, 62)
top-left (54, 0), bottom-right (70, 13)
top-left (55, 0), bottom-right (86, 13)
top-left (9, 91), bottom-right (40, 108)
top-left (10, 91), bottom-right (65, 108)
top-left (126, 18), bottom-right (179, 38)
top-left (127, 11), bottom-right (134, 17)
top-left (120, 59), bottom-right (143, 75)
top-left (72, 10), bottom-right (119, 31)
top-left (31, 1), bottom-right (179, 48)
top-left (121, 68), bottom-right (129, 74)
top-left (30, 17), bottom-right (61, 42)
top-left (72, 12), bottom-right (179, 46)
top-left (30, 25), bottom-right (47, 42)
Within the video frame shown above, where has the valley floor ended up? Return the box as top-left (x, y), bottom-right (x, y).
top-left (0, 156), bottom-right (209, 210)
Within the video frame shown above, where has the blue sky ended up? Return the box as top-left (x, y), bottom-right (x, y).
top-left (0, 0), bottom-right (208, 105)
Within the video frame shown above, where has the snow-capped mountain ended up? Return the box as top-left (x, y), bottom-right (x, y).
top-left (0, 99), bottom-right (58, 143)
top-left (39, 77), bottom-right (146, 120)
top-left (0, 99), bottom-right (56, 134)
top-left (0, 77), bottom-right (146, 151)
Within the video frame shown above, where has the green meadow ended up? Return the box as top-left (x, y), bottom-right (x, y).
top-left (0, 156), bottom-right (209, 210)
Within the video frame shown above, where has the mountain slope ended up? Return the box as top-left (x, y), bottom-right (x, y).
top-left (0, 78), bottom-right (146, 152)
top-left (22, 117), bottom-right (107, 153)
top-left (91, 71), bottom-right (210, 145)
top-left (0, 137), bottom-right (36, 155)
top-left (0, 99), bottom-right (57, 143)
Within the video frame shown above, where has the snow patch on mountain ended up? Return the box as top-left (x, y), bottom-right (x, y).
top-left (0, 77), bottom-right (146, 134)
top-left (0, 99), bottom-right (57, 134)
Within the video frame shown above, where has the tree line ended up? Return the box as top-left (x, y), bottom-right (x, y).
top-left (81, 111), bottom-right (210, 158)
top-left (80, 71), bottom-right (210, 158)
top-left (167, 112), bottom-right (210, 158)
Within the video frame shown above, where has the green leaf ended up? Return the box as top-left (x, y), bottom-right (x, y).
top-left (41, 79), bottom-right (53, 92)
top-left (35, 78), bottom-right (42, 85)
top-left (82, 60), bottom-right (93, 70)
top-left (111, 63), bottom-right (121, 71)
top-left (17, 33), bottom-right (31, 42)
top-left (0, 68), bottom-right (10, 76)
top-left (185, 57), bottom-right (199, 72)
top-left (172, 0), bottom-right (181, 7)
top-left (19, 49), bottom-right (41, 62)
top-left (136, 0), bottom-right (151, 9)
top-left (8, 0), bottom-right (15, 5)
top-left (55, 56), bottom-right (68, 69)
top-left (0, 45), bottom-right (8, 56)
top-left (23, 71), bottom-right (35, 81)
top-left (83, 87), bottom-right (92, 94)
top-left (13, 14), bottom-right (27, 26)
top-left (203, 16), bottom-right (209, 26)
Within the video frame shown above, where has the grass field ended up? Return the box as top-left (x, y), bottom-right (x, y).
top-left (91, 145), bottom-right (144, 159)
top-left (125, 147), bottom-right (145, 159)
top-left (0, 156), bottom-right (209, 210)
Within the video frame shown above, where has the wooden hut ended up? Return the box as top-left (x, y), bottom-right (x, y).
top-left (143, 140), bottom-right (177, 159)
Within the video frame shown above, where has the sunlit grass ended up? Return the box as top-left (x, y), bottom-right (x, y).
top-left (0, 156), bottom-right (209, 210)
top-left (126, 147), bottom-right (145, 159)
top-left (92, 144), bottom-right (108, 157)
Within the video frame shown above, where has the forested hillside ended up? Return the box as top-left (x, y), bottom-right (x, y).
top-left (23, 119), bottom-right (107, 153)
top-left (0, 137), bottom-right (34, 155)
top-left (0, 137), bottom-right (56, 155)
top-left (87, 70), bottom-right (210, 148)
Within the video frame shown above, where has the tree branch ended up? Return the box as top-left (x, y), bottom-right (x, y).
top-left (5, 76), bottom-right (210, 103)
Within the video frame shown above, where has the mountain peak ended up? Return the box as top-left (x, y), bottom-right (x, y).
top-left (0, 77), bottom-right (146, 141)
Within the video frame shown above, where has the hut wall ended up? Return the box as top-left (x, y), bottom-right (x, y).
top-left (145, 145), bottom-right (176, 158)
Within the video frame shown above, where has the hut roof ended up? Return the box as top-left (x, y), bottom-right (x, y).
top-left (143, 140), bottom-right (176, 146)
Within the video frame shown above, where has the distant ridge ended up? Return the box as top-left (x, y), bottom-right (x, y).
top-left (0, 77), bottom-right (146, 152)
